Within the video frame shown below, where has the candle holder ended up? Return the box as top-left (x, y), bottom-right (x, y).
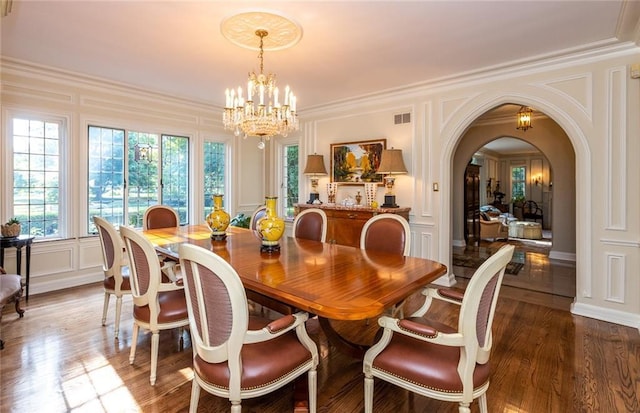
top-left (327, 183), bottom-right (338, 204)
top-left (364, 183), bottom-right (377, 207)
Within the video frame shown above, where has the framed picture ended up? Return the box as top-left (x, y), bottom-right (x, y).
top-left (330, 138), bottom-right (386, 184)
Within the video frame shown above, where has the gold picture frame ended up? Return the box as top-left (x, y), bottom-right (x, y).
top-left (330, 138), bottom-right (386, 184)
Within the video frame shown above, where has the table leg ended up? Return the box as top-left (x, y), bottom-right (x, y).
top-left (318, 317), bottom-right (369, 359)
top-left (15, 246), bottom-right (22, 276)
top-left (0, 247), bottom-right (4, 268)
top-left (25, 244), bottom-right (31, 300)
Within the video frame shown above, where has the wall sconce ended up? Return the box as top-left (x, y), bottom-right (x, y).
top-left (532, 174), bottom-right (542, 186)
top-left (516, 106), bottom-right (533, 132)
top-left (303, 154), bottom-right (327, 204)
top-left (376, 148), bottom-right (408, 208)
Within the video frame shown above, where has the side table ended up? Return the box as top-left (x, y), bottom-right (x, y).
top-left (0, 235), bottom-right (35, 300)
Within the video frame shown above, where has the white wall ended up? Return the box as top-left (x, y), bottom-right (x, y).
top-left (302, 46), bottom-right (640, 329)
top-left (0, 59), bottom-right (263, 295)
top-left (3, 42), bottom-right (640, 329)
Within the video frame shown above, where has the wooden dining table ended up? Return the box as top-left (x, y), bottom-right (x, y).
top-left (143, 224), bottom-right (446, 411)
top-left (143, 224), bottom-right (447, 323)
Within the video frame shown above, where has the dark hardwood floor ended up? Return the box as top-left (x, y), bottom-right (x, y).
top-left (1, 273), bottom-right (638, 412)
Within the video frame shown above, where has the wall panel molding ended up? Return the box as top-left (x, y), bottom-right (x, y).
top-left (534, 73), bottom-right (593, 121)
top-left (2, 82), bottom-right (75, 104)
top-left (605, 252), bottom-right (625, 303)
top-left (605, 66), bottom-right (627, 230)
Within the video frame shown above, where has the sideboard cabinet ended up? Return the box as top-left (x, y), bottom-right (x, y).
top-left (294, 204), bottom-right (410, 247)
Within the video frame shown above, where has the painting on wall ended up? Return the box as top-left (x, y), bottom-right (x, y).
top-left (330, 138), bottom-right (386, 184)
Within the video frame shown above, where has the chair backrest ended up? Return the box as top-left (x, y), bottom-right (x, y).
top-left (523, 200), bottom-right (541, 215)
top-left (179, 243), bottom-right (249, 367)
top-left (143, 205), bottom-right (180, 230)
top-left (293, 208), bottom-right (328, 242)
top-left (93, 216), bottom-right (127, 288)
top-left (360, 213), bottom-right (411, 256)
top-left (249, 205), bottom-right (267, 231)
top-left (458, 244), bottom-right (514, 363)
top-left (119, 226), bottom-right (163, 320)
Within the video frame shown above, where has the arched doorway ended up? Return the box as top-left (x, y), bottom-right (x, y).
top-left (447, 103), bottom-right (577, 299)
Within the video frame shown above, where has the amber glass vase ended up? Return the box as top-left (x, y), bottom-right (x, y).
top-left (257, 196), bottom-right (285, 253)
top-left (206, 194), bottom-right (230, 241)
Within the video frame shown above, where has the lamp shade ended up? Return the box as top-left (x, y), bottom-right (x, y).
top-left (376, 149), bottom-right (408, 174)
top-left (303, 154), bottom-right (328, 175)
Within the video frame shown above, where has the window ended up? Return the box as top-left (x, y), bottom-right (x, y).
top-left (88, 126), bottom-right (189, 232)
top-left (511, 166), bottom-right (526, 200)
top-left (203, 141), bottom-right (226, 211)
top-left (281, 143), bottom-right (299, 218)
top-left (10, 116), bottom-right (64, 238)
top-left (161, 135), bottom-right (189, 223)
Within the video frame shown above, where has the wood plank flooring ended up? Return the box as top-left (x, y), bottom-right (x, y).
top-left (1, 280), bottom-right (639, 412)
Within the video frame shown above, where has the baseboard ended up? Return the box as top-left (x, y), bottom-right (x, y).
top-left (571, 302), bottom-right (640, 331)
top-left (549, 250), bottom-right (576, 262)
top-left (452, 239), bottom-right (466, 247)
top-left (29, 272), bottom-right (102, 296)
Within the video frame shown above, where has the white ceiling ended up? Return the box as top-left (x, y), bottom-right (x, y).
top-left (2, 1), bottom-right (640, 112)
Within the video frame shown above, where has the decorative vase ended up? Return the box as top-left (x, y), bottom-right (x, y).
top-left (364, 183), bottom-right (377, 207)
top-left (205, 194), bottom-right (230, 241)
top-left (256, 196), bottom-right (285, 253)
top-left (1, 223), bottom-right (21, 238)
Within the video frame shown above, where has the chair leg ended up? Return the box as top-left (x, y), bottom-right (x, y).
top-left (231, 401), bottom-right (241, 413)
top-left (114, 296), bottom-right (122, 339)
top-left (129, 323), bottom-right (139, 364)
top-left (102, 292), bottom-right (110, 326)
top-left (478, 393), bottom-right (488, 413)
top-left (150, 331), bottom-right (159, 385)
top-left (14, 296), bottom-right (24, 317)
top-left (189, 378), bottom-right (201, 413)
top-left (308, 369), bottom-right (317, 413)
top-left (364, 376), bottom-right (374, 413)
top-left (458, 402), bottom-right (471, 413)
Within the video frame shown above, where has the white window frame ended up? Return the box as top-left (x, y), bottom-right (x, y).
top-left (276, 137), bottom-right (300, 219)
top-left (4, 109), bottom-right (69, 240)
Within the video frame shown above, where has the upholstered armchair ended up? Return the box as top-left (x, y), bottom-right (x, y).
top-left (363, 245), bottom-right (515, 413)
top-left (119, 225), bottom-right (189, 386)
top-left (0, 266), bottom-right (24, 350)
top-left (93, 216), bottom-right (131, 339)
top-left (479, 217), bottom-right (509, 241)
top-left (360, 213), bottom-right (411, 256)
top-left (179, 243), bottom-right (319, 413)
top-left (293, 208), bottom-right (328, 242)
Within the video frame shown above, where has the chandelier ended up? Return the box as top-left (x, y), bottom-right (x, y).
top-left (223, 29), bottom-right (298, 148)
top-left (516, 106), bottom-right (533, 132)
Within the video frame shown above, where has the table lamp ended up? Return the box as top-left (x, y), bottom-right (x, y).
top-left (376, 148), bottom-right (407, 208)
top-left (303, 154), bottom-right (328, 204)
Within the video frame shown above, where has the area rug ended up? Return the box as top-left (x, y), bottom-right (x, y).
top-left (452, 250), bottom-right (525, 275)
